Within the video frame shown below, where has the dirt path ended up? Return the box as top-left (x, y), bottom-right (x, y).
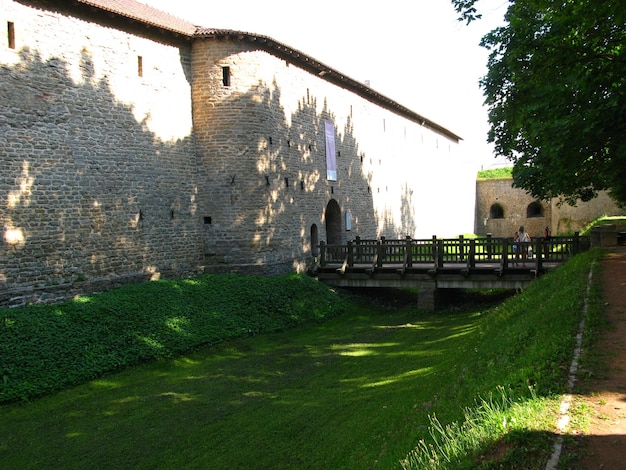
top-left (567, 246), bottom-right (626, 469)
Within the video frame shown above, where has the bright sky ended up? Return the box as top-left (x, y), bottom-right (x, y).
top-left (140, 0), bottom-right (508, 172)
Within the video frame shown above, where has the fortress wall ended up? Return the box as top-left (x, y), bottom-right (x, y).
top-left (191, 39), bottom-right (458, 271)
top-left (551, 191), bottom-right (623, 234)
top-left (0, 1), bottom-right (200, 305)
top-left (475, 179), bottom-right (550, 238)
top-left (1, 0), bottom-right (462, 305)
top-left (475, 178), bottom-right (623, 238)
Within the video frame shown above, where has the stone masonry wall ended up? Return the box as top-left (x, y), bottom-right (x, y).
top-left (1, 0), bottom-right (461, 305)
top-left (475, 178), bottom-right (623, 238)
top-left (191, 39), bottom-right (459, 273)
top-left (0, 0), bottom-right (200, 306)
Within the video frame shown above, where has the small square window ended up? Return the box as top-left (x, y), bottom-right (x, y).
top-left (7, 22), bottom-right (15, 49)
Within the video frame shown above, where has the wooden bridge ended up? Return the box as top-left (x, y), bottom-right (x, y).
top-left (312, 234), bottom-right (589, 310)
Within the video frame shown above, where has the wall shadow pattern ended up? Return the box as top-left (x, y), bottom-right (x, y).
top-left (1, 46), bottom-right (200, 306)
top-left (2, 5), bottom-right (445, 306)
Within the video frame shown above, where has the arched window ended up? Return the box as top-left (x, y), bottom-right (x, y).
top-left (489, 203), bottom-right (504, 219)
top-left (526, 201), bottom-right (544, 218)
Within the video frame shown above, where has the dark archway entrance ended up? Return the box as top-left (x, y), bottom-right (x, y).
top-left (325, 199), bottom-right (342, 245)
top-left (527, 201), bottom-right (544, 218)
top-left (489, 203), bottom-right (505, 219)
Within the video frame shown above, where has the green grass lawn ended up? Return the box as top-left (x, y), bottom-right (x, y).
top-left (0, 249), bottom-right (603, 469)
top-left (3, 306), bottom-right (479, 469)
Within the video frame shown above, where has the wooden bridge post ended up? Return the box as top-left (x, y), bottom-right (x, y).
top-left (534, 239), bottom-right (543, 271)
top-left (347, 241), bottom-right (354, 267)
top-left (501, 239), bottom-right (510, 269)
top-left (377, 237), bottom-right (385, 268)
top-left (459, 235), bottom-right (465, 262)
top-left (573, 232), bottom-right (580, 255)
top-left (468, 239), bottom-right (476, 268)
top-left (405, 235), bottom-right (413, 267)
top-left (486, 233), bottom-right (493, 260)
top-left (319, 241), bottom-right (327, 267)
top-left (431, 235), bottom-right (437, 266)
top-left (436, 237), bottom-right (444, 268)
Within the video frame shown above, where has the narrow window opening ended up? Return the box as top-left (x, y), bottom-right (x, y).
top-left (222, 66), bottom-right (230, 86)
top-left (7, 21), bottom-right (15, 49)
top-left (137, 55), bottom-right (143, 77)
top-left (203, 216), bottom-right (212, 225)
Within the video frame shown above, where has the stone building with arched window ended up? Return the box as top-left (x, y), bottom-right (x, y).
top-left (475, 177), bottom-right (623, 238)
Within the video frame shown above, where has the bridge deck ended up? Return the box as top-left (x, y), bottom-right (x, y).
top-left (313, 235), bottom-right (589, 294)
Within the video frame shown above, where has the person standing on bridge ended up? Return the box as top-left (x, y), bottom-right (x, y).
top-left (516, 226), bottom-right (531, 267)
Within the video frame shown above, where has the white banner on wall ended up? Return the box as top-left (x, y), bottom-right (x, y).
top-left (324, 120), bottom-right (337, 181)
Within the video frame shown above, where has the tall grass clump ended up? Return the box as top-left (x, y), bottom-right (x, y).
top-left (0, 273), bottom-right (348, 403)
top-left (402, 386), bottom-right (551, 469)
top-left (402, 248), bottom-right (603, 469)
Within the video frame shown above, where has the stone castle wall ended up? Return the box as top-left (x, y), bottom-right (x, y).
top-left (191, 39), bottom-right (457, 273)
top-left (1, 1), bottom-right (459, 305)
top-left (1, 0), bottom-right (201, 306)
top-left (475, 178), bottom-right (623, 238)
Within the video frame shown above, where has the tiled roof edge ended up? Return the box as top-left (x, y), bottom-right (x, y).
top-left (195, 29), bottom-right (462, 142)
top-left (76, 0), bottom-right (197, 35)
top-left (67, 1), bottom-right (461, 142)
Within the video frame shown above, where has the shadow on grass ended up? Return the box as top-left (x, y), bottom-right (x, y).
top-left (1, 304), bottom-right (487, 470)
top-left (474, 430), bottom-right (626, 469)
top-left (475, 430), bottom-right (556, 469)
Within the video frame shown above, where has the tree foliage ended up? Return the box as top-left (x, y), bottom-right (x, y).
top-left (453, 0), bottom-right (626, 206)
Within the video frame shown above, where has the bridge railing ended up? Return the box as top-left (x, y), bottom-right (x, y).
top-left (318, 233), bottom-right (588, 271)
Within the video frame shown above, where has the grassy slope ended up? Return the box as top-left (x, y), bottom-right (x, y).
top-left (0, 249), bottom-right (603, 469)
top-left (0, 273), bottom-right (348, 403)
top-left (404, 248), bottom-right (604, 469)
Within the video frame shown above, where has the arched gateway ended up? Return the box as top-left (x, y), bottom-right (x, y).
top-left (325, 199), bottom-right (342, 245)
